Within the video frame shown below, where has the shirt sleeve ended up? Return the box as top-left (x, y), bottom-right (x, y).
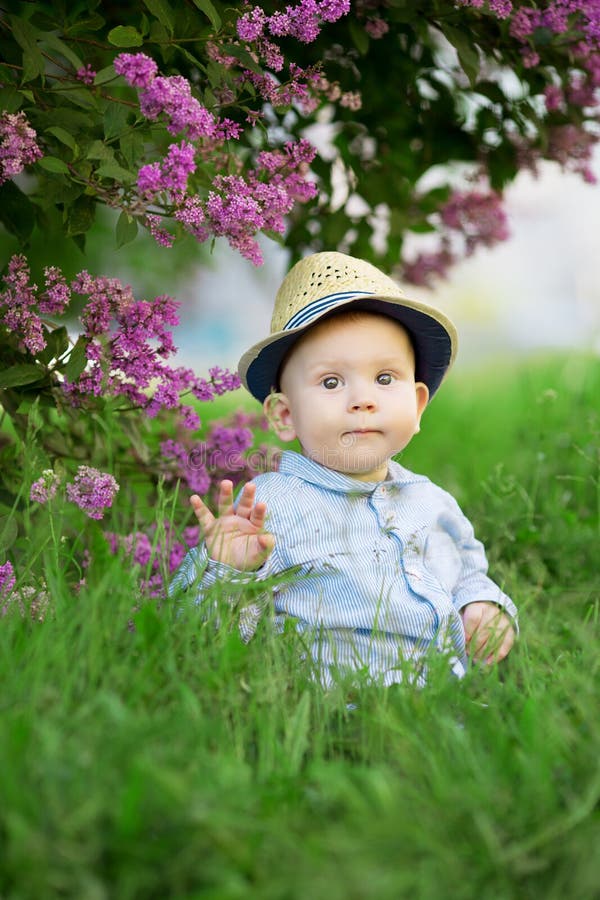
top-left (168, 540), bottom-right (275, 641)
top-left (447, 497), bottom-right (518, 626)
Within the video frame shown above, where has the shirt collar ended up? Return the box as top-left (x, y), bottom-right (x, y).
top-left (278, 450), bottom-right (427, 493)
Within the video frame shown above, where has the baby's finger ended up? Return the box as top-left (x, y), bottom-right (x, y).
top-left (234, 481), bottom-right (257, 519)
top-left (486, 626), bottom-right (515, 664)
top-left (217, 479), bottom-right (235, 517)
top-left (190, 494), bottom-right (214, 532)
top-left (248, 500), bottom-right (268, 528)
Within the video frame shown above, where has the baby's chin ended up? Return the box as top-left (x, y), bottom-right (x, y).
top-left (302, 449), bottom-right (390, 482)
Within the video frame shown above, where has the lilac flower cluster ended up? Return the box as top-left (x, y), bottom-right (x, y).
top-left (237, 0), bottom-right (350, 44)
top-left (115, 54), bottom-right (234, 143)
top-left (1, 254), bottom-right (240, 429)
top-left (1, 258), bottom-right (72, 355)
top-left (0, 562), bottom-right (49, 622)
top-left (365, 18), bottom-right (390, 39)
top-left (0, 111), bottom-right (43, 185)
top-left (456, 0), bottom-right (512, 18)
top-left (403, 189), bottom-right (509, 286)
top-left (0, 255), bottom-right (46, 354)
top-left (1, 582), bottom-right (50, 622)
top-left (65, 466), bottom-right (120, 520)
top-left (30, 466), bottom-right (119, 520)
top-left (138, 141), bottom-right (197, 199)
top-left (160, 409), bottom-right (277, 501)
top-left (454, 1), bottom-right (600, 176)
top-left (76, 64), bottom-right (97, 84)
top-left (177, 140), bottom-right (317, 264)
top-left (30, 469), bottom-right (61, 503)
top-left (440, 190), bottom-right (509, 254)
top-left (114, 52), bottom-right (321, 259)
top-left (105, 521), bottom-right (200, 597)
top-left (39, 267), bottom-right (71, 315)
top-left (459, 2), bottom-right (600, 144)
top-left (0, 561), bottom-right (16, 598)
top-left (60, 270), bottom-right (240, 427)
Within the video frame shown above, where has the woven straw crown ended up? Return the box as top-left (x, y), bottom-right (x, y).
top-left (238, 251), bottom-right (458, 403)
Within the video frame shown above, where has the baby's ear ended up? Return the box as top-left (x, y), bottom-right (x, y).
top-left (263, 392), bottom-right (297, 442)
top-left (414, 382), bottom-right (429, 433)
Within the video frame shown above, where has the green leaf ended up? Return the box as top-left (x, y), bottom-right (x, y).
top-left (348, 20), bottom-right (369, 55)
top-left (41, 32), bottom-right (84, 70)
top-left (439, 24), bottom-right (480, 86)
top-left (45, 126), bottom-right (79, 156)
top-left (9, 16), bottom-right (45, 82)
top-left (0, 181), bottom-right (36, 241)
top-left (191, 0), bottom-right (222, 30)
top-left (22, 50), bottom-right (45, 83)
top-left (95, 162), bottom-right (136, 183)
top-left (86, 140), bottom-right (115, 161)
top-left (103, 101), bottom-right (130, 140)
top-left (63, 337), bottom-right (88, 383)
top-left (66, 195), bottom-right (96, 237)
top-left (0, 85), bottom-right (22, 114)
top-left (37, 156), bottom-right (70, 175)
top-left (119, 131), bottom-right (145, 169)
top-left (38, 327), bottom-right (69, 365)
top-left (60, 86), bottom-right (98, 111)
top-left (0, 365), bottom-right (45, 390)
top-left (143, 0), bottom-right (175, 35)
top-left (108, 26), bottom-right (144, 48)
top-left (94, 64), bottom-right (118, 86)
top-left (64, 14), bottom-right (106, 37)
top-left (219, 43), bottom-right (262, 75)
top-left (116, 211), bottom-right (139, 248)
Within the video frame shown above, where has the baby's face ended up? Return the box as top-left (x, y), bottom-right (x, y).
top-left (269, 312), bottom-right (429, 482)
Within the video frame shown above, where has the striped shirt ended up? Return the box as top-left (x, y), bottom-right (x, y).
top-left (170, 451), bottom-right (517, 686)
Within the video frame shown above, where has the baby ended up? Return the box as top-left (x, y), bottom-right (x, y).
top-left (171, 252), bottom-right (517, 685)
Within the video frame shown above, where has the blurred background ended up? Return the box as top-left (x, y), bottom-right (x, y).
top-left (170, 149), bottom-right (600, 380)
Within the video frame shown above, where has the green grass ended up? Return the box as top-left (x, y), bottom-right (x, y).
top-left (0, 352), bottom-right (599, 899)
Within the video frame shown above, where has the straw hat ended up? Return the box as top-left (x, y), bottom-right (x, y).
top-left (238, 251), bottom-right (458, 403)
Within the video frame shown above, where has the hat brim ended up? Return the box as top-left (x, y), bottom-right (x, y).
top-left (238, 295), bottom-right (457, 404)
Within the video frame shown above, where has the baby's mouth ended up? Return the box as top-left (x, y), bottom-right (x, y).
top-left (342, 428), bottom-right (382, 442)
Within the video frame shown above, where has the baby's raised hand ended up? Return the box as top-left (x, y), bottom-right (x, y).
top-left (461, 601), bottom-right (515, 664)
top-left (191, 480), bottom-right (275, 571)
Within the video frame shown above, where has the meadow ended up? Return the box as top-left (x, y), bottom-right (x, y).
top-left (0, 351), bottom-right (598, 899)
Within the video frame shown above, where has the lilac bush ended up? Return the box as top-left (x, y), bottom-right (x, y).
top-left (1, 0), bottom-right (600, 595)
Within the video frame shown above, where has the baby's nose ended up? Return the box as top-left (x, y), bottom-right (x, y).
top-left (349, 393), bottom-right (377, 412)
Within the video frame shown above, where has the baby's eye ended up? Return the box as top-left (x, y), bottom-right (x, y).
top-left (322, 376), bottom-right (340, 390)
top-left (376, 372), bottom-right (393, 385)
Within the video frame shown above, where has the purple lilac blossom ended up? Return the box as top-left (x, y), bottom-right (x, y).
top-left (63, 269), bottom-right (240, 426)
top-left (39, 267), bottom-right (71, 315)
top-left (139, 75), bottom-right (217, 140)
top-left (66, 466), bottom-right (119, 520)
top-left (30, 470), bottom-right (61, 504)
top-left (0, 111), bottom-right (43, 185)
top-left (0, 561), bottom-right (16, 597)
top-left (76, 65), bottom-right (96, 84)
top-left (0, 254), bottom-right (46, 354)
top-left (114, 52), bottom-right (158, 88)
top-left (138, 141), bottom-right (196, 198)
top-left (365, 18), bottom-right (390, 38)
top-left (403, 246), bottom-right (455, 288)
top-left (105, 521), bottom-right (201, 598)
top-left (146, 214), bottom-right (175, 247)
top-left (440, 190), bottom-right (509, 253)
